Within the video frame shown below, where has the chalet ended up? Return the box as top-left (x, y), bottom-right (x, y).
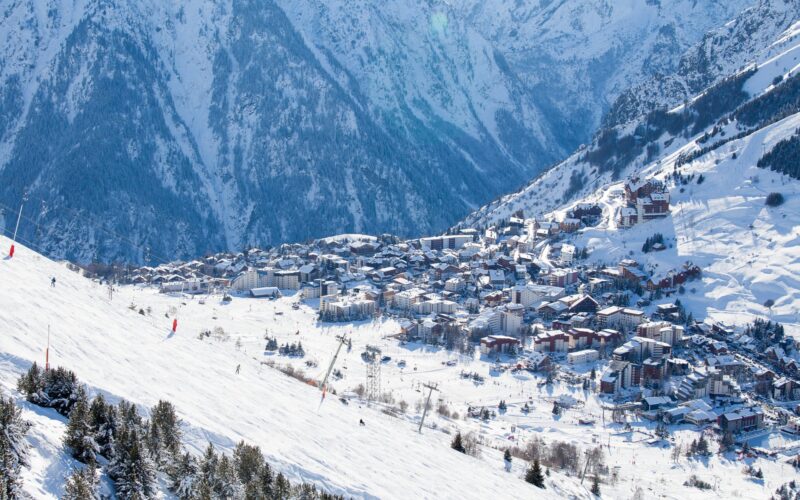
top-left (533, 330), bottom-right (569, 353)
top-left (718, 407), bottom-right (765, 433)
top-left (480, 335), bottom-right (520, 355)
top-left (560, 218), bottom-right (581, 233)
top-left (750, 367), bottom-right (775, 395)
top-left (624, 177), bottom-right (665, 203)
top-left (537, 301), bottom-right (569, 320)
top-left (249, 287), bottom-right (280, 298)
top-left (524, 351), bottom-right (552, 372)
top-left (569, 203), bottom-right (603, 223)
top-left (774, 378), bottom-right (800, 401)
top-left (568, 328), bottom-right (596, 350)
top-left (567, 294), bottom-right (599, 314)
top-left (620, 177), bottom-right (670, 227)
top-left (642, 396), bottom-right (672, 412)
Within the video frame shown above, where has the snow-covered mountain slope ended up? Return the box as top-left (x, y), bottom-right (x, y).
top-left (606, 0), bottom-right (800, 126)
top-left (0, 395), bottom-right (115, 498)
top-left (0, 0), bottom-right (757, 263)
top-left (561, 111), bottom-right (800, 337)
top-left (462, 7), bottom-right (800, 231)
top-left (2, 237), bottom-right (795, 499)
top-left (0, 236), bottom-right (580, 499)
top-left (454, 0), bottom-right (753, 140)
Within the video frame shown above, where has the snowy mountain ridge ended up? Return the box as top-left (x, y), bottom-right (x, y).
top-left (460, 15), bottom-right (800, 336)
top-left (461, 1), bottom-right (800, 231)
top-left (0, 0), bottom-right (756, 263)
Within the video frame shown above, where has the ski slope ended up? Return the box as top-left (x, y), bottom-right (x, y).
top-left (0, 236), bottom-right (576, 499)
top-left (1, 235), bottom-right (796, 498)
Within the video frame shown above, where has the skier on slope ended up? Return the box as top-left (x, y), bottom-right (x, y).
top-left (235, 364), bottom-right (241, 374)
top-left (359, 418), bottom-right (365, 426)
top-left (51, 277), bottom-right (56, 287)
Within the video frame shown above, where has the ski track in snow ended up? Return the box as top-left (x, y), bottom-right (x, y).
top-left (1, 235), bottom-right (798, 498)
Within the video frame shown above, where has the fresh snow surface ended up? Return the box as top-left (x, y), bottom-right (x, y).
top-left (550, 112), bottom-right (800, 339)
top-left (1, 235), bottom-right (796, 498)
top-left (0, 235), bottom-right (571, 499)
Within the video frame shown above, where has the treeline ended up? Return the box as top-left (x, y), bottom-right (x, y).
top-left (17, 363), bottom-right (343, 499)
top-left (735, 73), bottom-right (800, 128)
top-left (0, 392), bottom-right (31, 498)
top-left (745, 319), bottom-right (786, 349)
top-left (680, 73), bottom-right (800, 172)
top-left (642, 233), bottom-right (665, 253)
top-left (758, 129), bottom-right (800, 179)
top-left (583, 68), bottom-right (756, 178)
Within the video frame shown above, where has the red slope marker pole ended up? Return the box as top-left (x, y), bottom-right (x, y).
top-left (172, 318), bottom-right (178, 333)
top-left (9, 199), bottom-right (25, 258)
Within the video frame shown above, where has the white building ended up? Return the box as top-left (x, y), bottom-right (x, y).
top-left (420, 234), bottom-right (473, 251)
top-left (444, 277), bottom-right (465, 292)
top-left (393, 288), bottom-right (427, 310)
top-left (511, 284), bottom-right (565, 309)
top-left (274, 270), bottom-right (300, 290)
top-left (567, 349), bottom-right (599, 365)
top-left (560, 244), bottom-right (576, 265)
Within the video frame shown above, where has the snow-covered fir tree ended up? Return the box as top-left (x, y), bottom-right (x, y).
top-left (148, 400), bottom-right (182, 467)
top-left (170, 452), bottom-right (198, 500)
top-left (109, 426), bottom-right (157, 498)
top-left (63, 464), bottom-right (100, 500)
top-left (64, 385), bottom-right (99, 464)
top-left (0, 394), bottom-right (31, 498)
top-left (525, 459), bottom-right (545, 488)
top-left (89, 394), bottom-right (117, 459)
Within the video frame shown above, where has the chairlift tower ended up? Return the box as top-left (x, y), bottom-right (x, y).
top-left (366, 359), bottom-right (381, 403)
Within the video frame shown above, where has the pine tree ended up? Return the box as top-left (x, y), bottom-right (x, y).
top-left (109, 427), bottom-right (156, 499)
top-left (170, 452), bottom-right (198, 500)
top-left (719, 431), bottom-right (734, 452)
top-left (63, 465), bottom-right (99, 500)
top-left (697, 435), bottom-right (709, 455)
top-left (273, 473), bottom-right (291, 499)
top-left (214, 454), bottom-right (242, 498)
top-left (233, 441), bottom-right (265, 486)
top-left (64, 385), bottom-right (98, 464)
top-left (525, 459), bottom-right (545, 488)
top-left (42, 367), bottom-right (80, 415)
top-left (256, 461), bottom-right (274, 498)
top-left (90, 397), bottom-right (117, 459)
top-left (451, 432), bottom-right (466, 453)
top-left (149, 400), bottom-right (182, 466)
top-left (0, 394), bottom-right (31, 499)
top-left (197, 443), bottom-right (219, 495)
top-left (17, 362), bottom-right (45, 403)
top-left (591, 474), bottom-right (601, 496)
